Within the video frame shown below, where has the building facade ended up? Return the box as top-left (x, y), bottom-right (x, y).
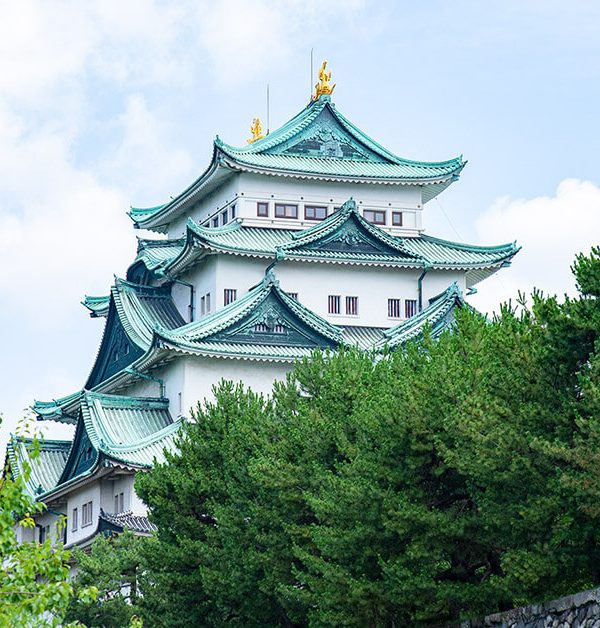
top-left (5, 73), bottom-right (519, 550)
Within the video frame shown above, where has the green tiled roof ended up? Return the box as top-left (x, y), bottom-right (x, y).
top-left (374, 283), bottom-right (463, 350)
top-left (129, 96), bottom-right (464, 230)
top-left (82, 295), bottom-right (111, 318)
top-left (157, 269), bottom-right (342, 360)
top-left (6, 437), bottom-right (71, 497)
top-left (163, 199), bottom-right (518, 280)
top-left (133, 238), bottom-right (185, 272)
top-left (32, 390), bottom-right (82, 424)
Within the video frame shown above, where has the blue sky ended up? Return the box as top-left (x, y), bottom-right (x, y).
top-left (1, 0), bottom-right (599, 447)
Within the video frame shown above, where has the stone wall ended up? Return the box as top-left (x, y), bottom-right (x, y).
top-left (458, 587), bottom-right (600, 627)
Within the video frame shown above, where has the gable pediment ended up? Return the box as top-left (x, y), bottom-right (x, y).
top-left (268, 107), bottom-right (385, 162)
top-left (206, 292), bottom-right (337, 348)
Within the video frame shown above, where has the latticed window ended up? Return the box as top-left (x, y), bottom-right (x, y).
top-left (305, 205), bottom-right (327, 220)
top-left (328, 295), bottom-right (341, 314)
top-left (211, 216), bottom-right (219, 228)
top-left (275, 203), bottom-right (298, 219)
top-left (82, 501), bottom-right (93, 527)
top-left (388, 298), bottom-right (402, 318)
top-left (221, 209), bottom-right (228, 225)
top-left (392, 211), bottom-right (403, 226)
top-left (72, 507), bottom-right (78, 531)
top-left (257, 202), bottom-right (269, 217)
top-left (273, 324), bottom-right (285, 334)
top-left (224, 289), bottom-right (237, 305)
top-left (287, 292), bottom-right (298, 301)
top-left (363, 210), bottom-right (386, 225)
top-left (346, 296), bottom-right (359, 316)
top-left (405, 299), bottom-right (417, 318)
top-left (114, 492), bottom-right (124, 513)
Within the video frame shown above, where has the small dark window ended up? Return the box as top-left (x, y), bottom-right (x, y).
top-left (274, 203), bottom-right (298, 219)
top-left (392, 211), bottom-right (403, 226)
top-left (273, 324), bottom-right (285, 334)
top-left (224, 289), bottom-right (237, 306)
top-left (363, 210), bottom-right (386, 225)
top-left (346, 296), bottom-right (359, 316)
top-left (254, 323), bottom-right (270, 332)
top-left (72, 508), bottom-right (78, 531)
top-left (388, 298), bottom-right (402, 318)
top-left (82, 501), bottom-right (93, 527)
top-left (257, 202), bottom-right (269, 217)
top-left (211, 216), bottom-right (219, 228)
top-left (305, 205), bottom-right (327, 220)
top-left (221, 209), bottom-right (228, 225)
top-left (328, 295), bottom-right (341, 314)
top-left (287, 292), bottom-right (298, 301)
top-left (405, 299), bottom-right (417, 318)
top-left (230, 205), bottom-right (236, 219)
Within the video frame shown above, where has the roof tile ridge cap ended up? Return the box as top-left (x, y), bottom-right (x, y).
top-left (287, 199), bottom-right (354, 244)
top-left (420, 233), bottom-right (518, 252)
top-left (84, 389), bottom-right (168, 406)
top-left (354, 211), bottom-right (425, 260)
top-left (332, 104), bottom-right (464, 168)
top-left (108, 418), bottom-right (182, 452)
top-left (276, 285), bottom-right (342, 342)
top-left (219, 98), bottom-right (326, 154)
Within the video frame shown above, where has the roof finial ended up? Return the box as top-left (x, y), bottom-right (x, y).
top-left (312, 60), bottom-right (336, 101)
top-left (247, 118), bottom-right (265, 144)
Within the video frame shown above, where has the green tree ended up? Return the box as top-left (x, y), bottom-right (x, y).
top-left (66, 529), bottom-right (145, 627)
top-left (0, 425), bottom-right (97, 626)
top-left (136, 249), bottom-right (600, 627)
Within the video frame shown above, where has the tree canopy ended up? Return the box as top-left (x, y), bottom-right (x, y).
top-left (132, 248), bottom-right (600, 626)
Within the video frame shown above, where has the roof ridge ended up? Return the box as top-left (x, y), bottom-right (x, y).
top-left (419, 233), bottom-right (519, 253)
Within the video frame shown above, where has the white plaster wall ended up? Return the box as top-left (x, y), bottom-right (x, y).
top-left (210, 255), bottom-right (461, 328)
top-left (172, 256), bottom-right (217, 323)
top-left (66, 481), bottom-right (102, 547)
top-left (35, 511), bottom-right (63, 546)
top-left (167, 177), bottom-right (240, 238)
top-left (181, 355), bottom-right (291, 416)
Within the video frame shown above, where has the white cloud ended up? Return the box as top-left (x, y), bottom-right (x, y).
top-left (469, 179), bottom-right (600, 314)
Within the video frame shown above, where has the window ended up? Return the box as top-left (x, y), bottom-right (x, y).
top-left (273, 324), bottom-right (286, 334)
top-left (388, 298), bottom-right (402, 318)
top-left (363, 209), bottom-right (386, 225)
top-left (224, 289), bottom-right (237, 306)
top-left (287, 292), bottom-right (298, 301)
top-left (405, 299), bottom-right (417, 318)
top-left (230, 205), bottom-right (236, 219)
top-left (211, 216), bottom-right (219, 228)
top-left (254, 323), bottom-right (269, 332)
top-left (114, 492), bottom-right (124, 513)
top-left (205, 293), bottom-right (211, 313)
top-left (40, 524), bottom-right (50, 543)
top-left (305, 205), bottom-right (327, 220)
top-left (346, 296), bottom-right (359, 316)
top-left (274, 203), bottom-right (298, 219)
top-left (82, 501), bottom-right (93, 527)
top-left (392, 211), bottom-right (403, 226)
top-left (200, 295), bottom-right (206, 316)
top-left (72, 507), bottom-right (78, 532)
top-left (257, 202), bottom-right (269, 217)
top-left (328, 295), bottom-right (341, 314)
top-left (221, 209), bottom-right (228, 225)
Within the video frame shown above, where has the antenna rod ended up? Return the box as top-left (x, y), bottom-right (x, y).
top-left (266, 83), bottom-right (270, 135)
top-left (310, 48), bottom-right (314, 99)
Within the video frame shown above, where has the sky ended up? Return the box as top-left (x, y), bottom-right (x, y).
top-left (0, 0), bottom-right (599, 448)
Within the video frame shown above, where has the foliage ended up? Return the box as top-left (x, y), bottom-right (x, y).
top-left (135, 248), bottom-right (600, 626)
top-left (66, 529), bottom-right (146, 628)
top-left (0, 422), bottom-right (97, 627)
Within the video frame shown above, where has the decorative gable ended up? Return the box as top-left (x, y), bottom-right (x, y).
top-left (270, 107), bottom-right (385, 162)
top-left (208, 292), bottom-right (337, 348)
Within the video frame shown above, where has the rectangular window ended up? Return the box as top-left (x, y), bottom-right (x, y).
top-left (82, 501), bottom-right (93, 527)
top-left (257, 202), bottom-right (269, 217)
top-left (221, 209), bottom-right (228, 225)
top-left (40, 525), bottom-right (50, 543)
top-left (205, 293), bottom-right (211, 313)
top-left (72, 508), bottom-right (78, 532)
top-left (230, 205), bottom-right (236, 219)
top-left (405, 299), bottom-right (417, 318)
top-left (211, 216), bottom-right (219, 228)
top-left (200, 295), bottom-right (206, 316)
top-left (224, 289), bottom-right (237, 305)
top-left (363, 209), bottom-right (386, 225)
top-left (346, 296), bottom-right (359, 316)
top-left (274, 203), bottom-right (298, 219)
top-left (304, 205), bottom-right (327, 220)
top-left (388, 298), bottom-right (402, 318)
top-left (114, 494), bottom-right (119, 512)
top-left (328, 295), bottom-right (341, 314)
top-left (392, 211), bottom-right (403, 226)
